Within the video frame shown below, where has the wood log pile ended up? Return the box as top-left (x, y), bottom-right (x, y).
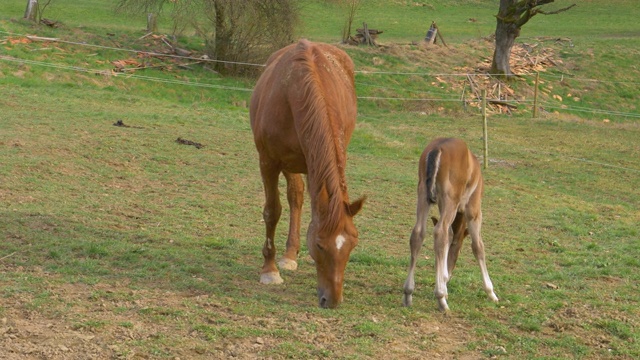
top-left (346, 23), bottom-right (383, 46)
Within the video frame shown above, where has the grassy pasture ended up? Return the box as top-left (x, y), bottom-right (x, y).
top-left (1, 0), bottom-right (640, 359)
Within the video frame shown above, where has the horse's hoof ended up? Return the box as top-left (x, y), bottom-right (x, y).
top-left (437, 298), bottom-right (450, 312)
top-left (260, 272), bottom-right (284, 284)
top-left (488, 292), bottom-right (499, 303)
top-left (402, 295), bottom-right (413, 307)
top-left (278, 258), bottom-right (298, 271)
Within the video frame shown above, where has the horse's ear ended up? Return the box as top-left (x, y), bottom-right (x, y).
top-left (347, 196), bottom-right (366, 217)
top-left (431, 216), bottom-right (438, 226)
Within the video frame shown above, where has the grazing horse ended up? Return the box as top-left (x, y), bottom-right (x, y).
top-left (402, 137), bottom-right (498, 311)
top-left (250, 39), bottom-right (365, 309)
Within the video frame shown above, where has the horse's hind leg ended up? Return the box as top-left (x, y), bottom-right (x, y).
top-left (466, 208), bottom-right (499, 303)
top-left (433, 204), bottom-right (456, 312)
top-left (279, 171), bottom-right (304, 271)
top-left (446, 212), bottom-right (467, 279)
top-left (259, 159), bottom-right (284, 284)
top-left (403, 183), bottom-right (430, 307)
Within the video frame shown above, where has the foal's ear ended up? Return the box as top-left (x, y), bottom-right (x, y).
top-left (431, 217), bottom-right (438, 226)
top-left (347, 196), bottom-right (366, 217)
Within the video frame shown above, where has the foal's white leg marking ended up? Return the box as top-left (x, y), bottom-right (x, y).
top-left (467, 215), bottom-right (499, 303)
top-left (266, 238), bottom-right (273, 250)
top-left (434, 213), bottom-right (454, 312)
top-left (335, 234), bottom-right (346, 251)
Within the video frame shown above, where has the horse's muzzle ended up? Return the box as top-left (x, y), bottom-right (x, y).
top-left (317, 288), bottom-right (342, 309)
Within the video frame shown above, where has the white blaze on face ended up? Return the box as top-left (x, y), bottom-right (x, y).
top-left (335, 234), bottom-right (346, 251)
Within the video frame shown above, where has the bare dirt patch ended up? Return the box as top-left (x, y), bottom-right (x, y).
top-left (1, 265), bottom-right (481, 359)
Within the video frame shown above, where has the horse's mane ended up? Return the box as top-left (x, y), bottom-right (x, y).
top-left (292, 40), bottom-right (353, 235)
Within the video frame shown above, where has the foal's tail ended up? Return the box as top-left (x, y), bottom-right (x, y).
top-left (425, 148), bottom-right (442, 205)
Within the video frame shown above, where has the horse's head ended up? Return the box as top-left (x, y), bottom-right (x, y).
top-left (308, 193), bottom-right (365, 309)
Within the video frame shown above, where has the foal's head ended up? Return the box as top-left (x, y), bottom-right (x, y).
top-left (307, 190), bottom-right (365, 309)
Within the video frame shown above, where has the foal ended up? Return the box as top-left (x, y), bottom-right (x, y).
top-left (403, 138), bottom-right (499, 311)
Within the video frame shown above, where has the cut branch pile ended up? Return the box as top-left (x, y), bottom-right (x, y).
top-left (110, 34), bottom-right (206, 73)
top-left (459, 41), bottom-right (563, 114)
top-left (476, 41), bottom-right (562, 75)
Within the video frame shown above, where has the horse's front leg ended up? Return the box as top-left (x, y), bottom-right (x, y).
top-left (466, 209), bottom-right (499, 303)
top-left (446, 212), bottom-right (467, 279)
top-left (259, 162), bottom-right (284, 284)
top-left (278, 171), bottom-right (304, 271)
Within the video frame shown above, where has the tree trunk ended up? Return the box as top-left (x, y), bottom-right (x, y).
top-left (214, 2), bottom-right (231, 74)
top-left (490, 18), bottom-right (519, 77)
top-left (490, 0), bottom-right (574, 78)
top-left (147, 13), bottom-right (157, 32)
top-left (490, 0), bottom-right (522, 78)
top-left (24, 0), bottom-right (38, 22)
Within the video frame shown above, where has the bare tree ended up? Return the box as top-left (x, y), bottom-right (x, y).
top-left (339, 0), bottom-right (361, 44)
top-left (24, 0), bottom-right (38, 21)
top-left (491, 0), bottom-right (575, 77)
top-left (116, 0), bottom-right (299, 75)
top-left (24, 0), bottom-right (55, 23)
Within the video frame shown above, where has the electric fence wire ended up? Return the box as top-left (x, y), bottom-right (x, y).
top-left (1, 30), bottom-right (638, 117)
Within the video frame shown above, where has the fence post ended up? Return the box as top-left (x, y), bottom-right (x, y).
top-left (482, 89), bottom-right (488, 169)
top-left (533, 72), bottom-right (540, 118)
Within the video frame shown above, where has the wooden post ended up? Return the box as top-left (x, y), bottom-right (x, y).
top-left (24, 0), bottom-right (38, 22)
top-left (482, 89), bottom-right (489, 169)
top-left (533, 72), bottom-right (540, 118)
top-left (362, 22), bottom-right (375, 46)
top-left (434, 23), bottom-right (448, 48)
top-left (425, 22), bottom-right (437, 44)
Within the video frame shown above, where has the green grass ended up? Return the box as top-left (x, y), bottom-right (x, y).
top-left (1, 0), bottom-right (639, 358)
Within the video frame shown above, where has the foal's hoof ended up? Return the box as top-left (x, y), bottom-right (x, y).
top-left (437, 298), bottom-right (450, 312)
top-left (402, 294), bottom-right (413, 307)
top-left (278, 258), bottom-right (298, 271)
top-left (488, 292), bottom-right (499, 303)
top-left (260, 272), bottom-right (284, 285)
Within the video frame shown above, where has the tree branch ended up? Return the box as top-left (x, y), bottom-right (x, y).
top-left (538, 3), bottom-right (577, 15)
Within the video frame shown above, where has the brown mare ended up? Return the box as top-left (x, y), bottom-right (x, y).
top-left (250, 39), bottom-right (365, 308)
top-left (402, 137), bottom-right (498, 311)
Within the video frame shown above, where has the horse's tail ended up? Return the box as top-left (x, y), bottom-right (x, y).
top-left (425, 148), bottom-right (441, 205)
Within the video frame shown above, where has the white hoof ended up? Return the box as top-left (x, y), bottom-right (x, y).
top-left (488, 292), bottom-right (499, 303)
top-left (260, 272), bottom-right (283, 285)
top-left (278, 258), bottom-right (298, 271)
top-left (437, 298), bottom-right (450, 312)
